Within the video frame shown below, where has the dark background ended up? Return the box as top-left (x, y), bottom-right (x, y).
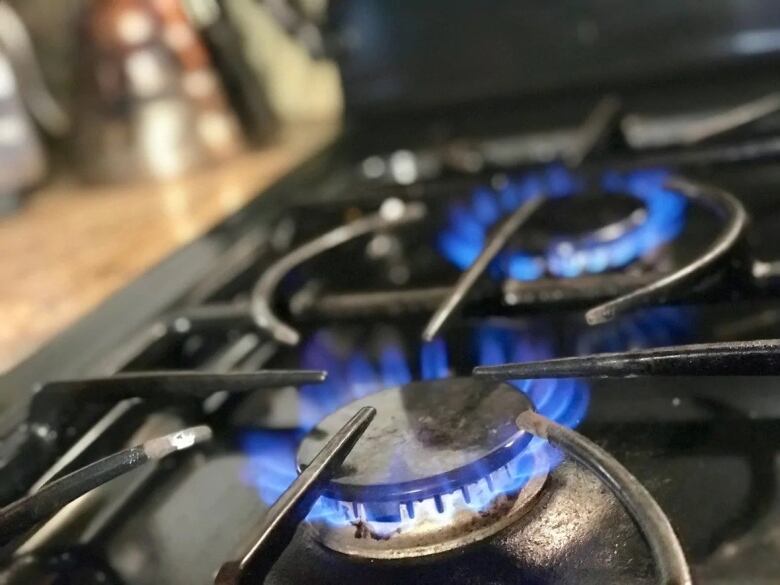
top-left (327, 0), bottom-right (780, 116)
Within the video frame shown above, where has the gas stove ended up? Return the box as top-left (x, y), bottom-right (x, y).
top-left (6, 4), bottom-right (780, 584)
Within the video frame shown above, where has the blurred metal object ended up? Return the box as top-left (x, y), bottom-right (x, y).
top-left (260, 0), bottom-right (327, 59)
top-left (0, 425), bottom-right (212, 546)
top-left (251, 200), bottom-right (427, 345)
top-left (565, 95), bottom-right (622, 167)
top-left (185, 0), bottom-right (279, 143)
top-left (0, 2), bottom-right (69, 137)
top-left (73, 0), bottom-right (245, 184)
top-left (622, 92), bottom-right (780, 149)
top-left (0, 47), bottom-right (45, 215)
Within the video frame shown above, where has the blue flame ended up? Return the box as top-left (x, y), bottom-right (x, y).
top-left (473, 324), bottom-right (590, 429)
top-left (241, 430), bottom-right (300, 505)
top-left (240, 306), bottom-right (694, 527)
top-left (421, 338), bottom-right (450, 380)
top-left (379, 344), bottom-right (412, 386)
top-left (472, 187), bottom-right (502, 225)
top-left (575, 306), bottom-right (695, 356)
top-left (345, 352), bottom-right (381, 398)
top-left (439, 167), bottom-right (688, 279)
top-left (240, 428), bottom-right (341, 523)
top-left (241, 326), bottom-right (590, 517)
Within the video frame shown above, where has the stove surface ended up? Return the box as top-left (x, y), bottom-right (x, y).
top-left (4, 88), bottom-right (780, 585)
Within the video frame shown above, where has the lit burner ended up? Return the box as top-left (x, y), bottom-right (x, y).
top-left (238, 308), bottom-right (695, 518)
top-left (295, 378), bottom-right (547, 558)
top-left (240, 311), bottom-right (698, 555)
top-left (240, 326), bottom-right (591, 512)
top-left (438, 167), bottom-right (688, 280)
top-left (292, 327), bottom-right (589, 431)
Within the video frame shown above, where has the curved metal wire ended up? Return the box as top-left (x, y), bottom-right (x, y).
top-left (251, 201), bottom-right (426, 345)
top-left (516, 410), bottom-right (692, 585)
top-left (622, 92), bottom-right (780, 149)
top-left (0, 3), bottom-right (69, 136)
top-left (586, 177), bottom-right (748, 325)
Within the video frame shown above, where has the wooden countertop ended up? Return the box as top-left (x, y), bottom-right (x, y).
top-left (0, 121), bottom-right (338, 373)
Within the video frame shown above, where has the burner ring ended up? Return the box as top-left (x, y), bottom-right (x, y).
top-left (306, 457), bottom-right (547, 559)
top-left (438, 168), bottom-right (687, 280)
top-left (297, 378), bottom-right (548, 558)
top-left (297, 378), bottom-right (534, 504)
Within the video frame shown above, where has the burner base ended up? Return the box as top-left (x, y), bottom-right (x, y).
top-left (308, 464), bottom-right (547, 559)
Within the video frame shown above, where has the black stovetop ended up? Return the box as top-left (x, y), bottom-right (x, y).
top-left (4, 87), bottom-right (780, 585)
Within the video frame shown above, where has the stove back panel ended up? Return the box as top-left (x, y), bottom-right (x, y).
top-left (327, 0), bottom-right (780, 116)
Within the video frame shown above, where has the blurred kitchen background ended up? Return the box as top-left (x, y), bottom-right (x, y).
top-left (0, 0), bottom-right (341, 372)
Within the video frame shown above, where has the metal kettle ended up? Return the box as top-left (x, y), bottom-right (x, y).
top-left (0, 48), bottom-right (45, 214)
top-left (72, 0), bottom-right (245, 184)
top-left (0, 1), bottom-right (63, 214)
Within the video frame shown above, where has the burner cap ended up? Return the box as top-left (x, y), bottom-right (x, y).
top-left (296, 378), bottom-right (547, 559)
top-left (297, 378), bottom-right (533, 503)
top-left (529, 192), bottom-right (645, 241)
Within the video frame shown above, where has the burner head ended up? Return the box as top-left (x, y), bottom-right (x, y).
top-left (296, 378), bottom-right (548, 558)
top-left (438, 168), bottom-right (687, 280)
top-left (297, 378), bottom-right (533, 503)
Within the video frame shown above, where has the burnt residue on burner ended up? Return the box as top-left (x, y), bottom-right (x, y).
top-left (307, 465), bottom-right (548, 560)
top-left (239, 308), bottom-right (695, 521)
top-left (291, 377), bottom-right (561, 559)
top-left (267, 462), bottom-right (654, 585)
top-left (352, 520), bottom-right (399, 540)
top-left (349, 479), bottom-right (522, 542)
top-left (238, 322), bottom-right (608, 513)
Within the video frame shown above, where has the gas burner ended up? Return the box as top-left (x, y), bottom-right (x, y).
top-left (295, 378), bottom-right (547, 559)
top-left (438, 168), bottom-right (687, 281)
top-left (288, 325), bottom-right (591, 431)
